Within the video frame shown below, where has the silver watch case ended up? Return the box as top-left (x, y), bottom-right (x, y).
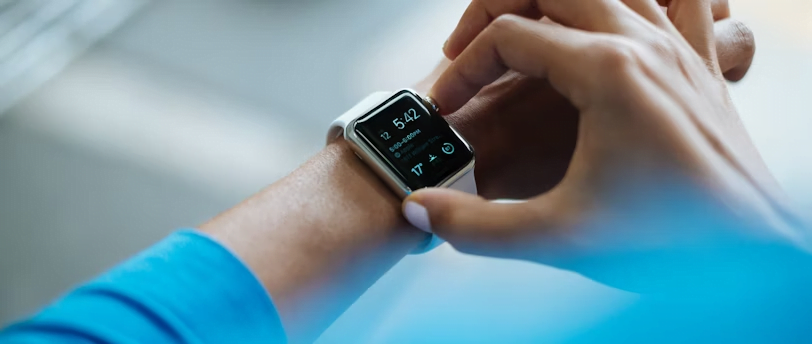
top-left (343, 89), bottom-right (475, 198)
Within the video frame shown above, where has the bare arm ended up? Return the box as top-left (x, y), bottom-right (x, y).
top-left (200, 139), bottom-right (424, 343)
top-left (196, 10), bottom-right (757, 341)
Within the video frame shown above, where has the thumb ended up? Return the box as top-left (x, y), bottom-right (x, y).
top-left (402, 188), bottom-right (558, 255)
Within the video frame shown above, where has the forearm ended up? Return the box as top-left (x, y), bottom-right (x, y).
top-left (199, 139), bottom-right (425, 342)
top-left (198, 63), bottom-right (456, 341)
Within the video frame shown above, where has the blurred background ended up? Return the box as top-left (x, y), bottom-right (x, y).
top-left (0, 0), bottom-right (809, 342)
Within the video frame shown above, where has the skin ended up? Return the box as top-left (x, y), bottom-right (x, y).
top-left (404, 0), bottom-right (807, 291)
top-left (200, 1), bottom-right (757, 342)
top-left (201, 139), bottom-right (422, 343)
top-left (433, 0), bottom-right (758, 201)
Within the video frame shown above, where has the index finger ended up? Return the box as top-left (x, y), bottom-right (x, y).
top-left (431, 16), bottom-right (590, 114)
top-left (658, 0), bottom-right (730, 20)
top-left (444, 0), bottom-right (542, 60)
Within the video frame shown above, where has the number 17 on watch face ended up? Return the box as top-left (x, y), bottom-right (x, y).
top-left (354, 91), bottom-right (474, 190)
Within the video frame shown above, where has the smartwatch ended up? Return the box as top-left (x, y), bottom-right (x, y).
top-left (327, 89), bottom-right (477, 253)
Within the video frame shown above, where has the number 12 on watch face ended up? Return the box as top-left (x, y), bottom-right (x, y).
top-left (353, 91), bottom-right (474, 190)
top-left (393, 109), bottom-right (420, 129)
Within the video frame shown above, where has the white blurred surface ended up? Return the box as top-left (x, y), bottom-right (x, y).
top-left (728, 0), bottom-right (812, 213)
top-left (0, 0), bottom-right (810, 342)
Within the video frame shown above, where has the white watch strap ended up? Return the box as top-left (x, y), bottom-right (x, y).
top-left (329, 91), bottom-right (478, 254)
top-left (411, 169), bottom-right (477, 254)
top-left (448, 169), bottom-right (477, 194)
top-left (326, 91), bottom-right (392, 144)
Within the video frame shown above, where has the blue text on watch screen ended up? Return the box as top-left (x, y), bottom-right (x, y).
top-left (355, 92), bottom-right (474, 190)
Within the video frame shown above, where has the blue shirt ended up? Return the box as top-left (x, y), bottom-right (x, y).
top-left (4, 228), bottom-right (812, 343)
top-left (0, 230), bottom-right (286, 343)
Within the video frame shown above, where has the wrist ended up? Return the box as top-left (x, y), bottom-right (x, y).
top-left (201, 139), bottom-right (424, 342)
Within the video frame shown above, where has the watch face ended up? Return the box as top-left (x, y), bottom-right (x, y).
top-left (354, 90), bottom-right (474, 191)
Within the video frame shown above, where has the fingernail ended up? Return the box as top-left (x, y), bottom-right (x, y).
top-left (403, 201), bottom-right (433, 233)
top-left (442, 39), bottom-right (449, 52)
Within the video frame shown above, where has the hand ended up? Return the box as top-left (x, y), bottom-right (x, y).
top-left (403, 0), bottom-right (803, 290)
top-left (424, 0), bottom-right (759, 201)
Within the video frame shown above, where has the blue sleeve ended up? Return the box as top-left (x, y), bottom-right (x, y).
top-left (0, 230), bottom-right (287, 344)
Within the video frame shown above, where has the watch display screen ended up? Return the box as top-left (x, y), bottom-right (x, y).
top-left (354, 91), bottom-right (474, 191)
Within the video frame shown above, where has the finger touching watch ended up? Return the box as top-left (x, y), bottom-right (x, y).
top-left (327, 89), bottom-right (477, 253)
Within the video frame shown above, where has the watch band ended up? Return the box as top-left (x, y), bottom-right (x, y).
top-left (412, 168), bottom-right (477, 253)
top-left (328, 91), bottom-right (478, 254)
top-left (326, 92), bottom-right (391, 145)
